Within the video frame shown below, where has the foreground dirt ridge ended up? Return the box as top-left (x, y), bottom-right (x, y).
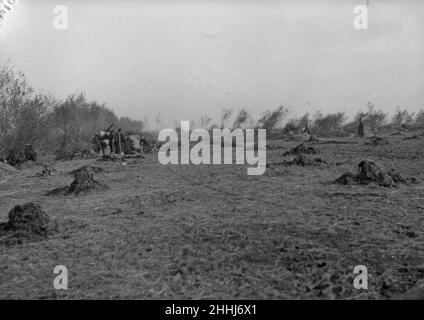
top-left (0, 135), bottom-right (423, 299)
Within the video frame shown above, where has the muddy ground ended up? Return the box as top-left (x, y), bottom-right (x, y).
top-left (0, 133), bottom-right (423, 299)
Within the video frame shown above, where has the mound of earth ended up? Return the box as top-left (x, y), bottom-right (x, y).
top-left (364, 136), bottom-right (389, 146)
top-left (283, 143), bottom-right (319, 156)
top-left (283, 154), bottom-right (327, 167)
top-left (48, 166), bottom-right (109, 196)
top-left (0, 203), bottom-right (55, 245)
top-left (334, 160), bottom-right (416, 187)
top-left (5, 150), bottom-right (23, 167)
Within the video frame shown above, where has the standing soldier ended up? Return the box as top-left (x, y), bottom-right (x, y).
top-left (304, 121), bottom-right (311, 137)
top-left (304, 120), bottom-right (318, 142)
top-left (358, 117), bottom-right (365, 137)
top-left (93, 133), bottom-right (103, 155)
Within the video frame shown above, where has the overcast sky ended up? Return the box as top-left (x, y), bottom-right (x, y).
top-left (1, 0), bottom-right (423, 127)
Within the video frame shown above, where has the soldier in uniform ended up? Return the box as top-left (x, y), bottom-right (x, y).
top-left (358, 117), bottom-right (365, 137)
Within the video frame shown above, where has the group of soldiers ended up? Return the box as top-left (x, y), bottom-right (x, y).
top-left (92, 124), bottom-right (150, 156)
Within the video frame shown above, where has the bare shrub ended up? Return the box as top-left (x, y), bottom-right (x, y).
top-left (257, 105), bottom-right (289, 131)
top-left (232, 108), bottom-right (253, 129)
top-left (283, 113), bottom-right (310, 134)
top-left (312, 112), bottom-right (346, 137)
top-left (414, 110), bottom-right (424, 129)
top-left (392, 107), bottom-right (414, 128)
top-left (0, 63), bottom-right (52, 154)
top-left (220, 108), bottom-right (233, 129)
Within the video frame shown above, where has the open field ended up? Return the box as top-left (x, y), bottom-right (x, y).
top-left (1, 133), bottom-right (423, 299)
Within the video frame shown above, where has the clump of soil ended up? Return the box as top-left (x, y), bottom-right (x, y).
top-left (5, 150), bottom-right (23, 167)
top-left (283, 154), bottom-right (327, 167)
top-left (335, 160), bottom-right (416, 187)
top-left (48, 166), bottom-right (109, 195)
top-left (0, 203), bottom-right (55, 245)
top-left (364, 136), bottom-right (389, 146)
top-left (283, 143), bottom-right (319, 156)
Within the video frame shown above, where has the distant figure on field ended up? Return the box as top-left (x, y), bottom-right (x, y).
top-left (304, 121), bottom-right (318, 142)
top-left (304, 122), bottom-right (311, 136)
top-left (358, 117), bottom-right (365, 137)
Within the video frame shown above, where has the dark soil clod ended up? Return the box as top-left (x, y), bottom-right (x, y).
top-left (283, 143), bottom-right (319, 156)
top-left (335, 160), bottom-right (417, 187)
top-left (48, 166), bottom-right (109, 195)
top-left (0, 203), bottom-right (55, 244)
top-left (284, 154), bottom-right (327, 167)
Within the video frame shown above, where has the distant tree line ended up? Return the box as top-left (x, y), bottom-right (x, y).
top-left (191, 103), bottom-right (424, 139)
top-left (2, 62), bottom-right (424, 157)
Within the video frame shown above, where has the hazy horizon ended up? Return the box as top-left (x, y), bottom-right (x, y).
top-left (1, 0), bottom-right (423, 128)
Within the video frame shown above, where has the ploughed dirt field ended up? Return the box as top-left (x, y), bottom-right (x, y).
top-left (1, 133), bottom-right (423, 299)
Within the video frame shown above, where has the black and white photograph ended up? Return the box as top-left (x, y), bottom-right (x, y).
top-left (0, 0), bottom-right (423, 303)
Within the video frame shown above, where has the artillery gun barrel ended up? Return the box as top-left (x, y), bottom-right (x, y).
top-left (105, 123), bottom-right (114, 132)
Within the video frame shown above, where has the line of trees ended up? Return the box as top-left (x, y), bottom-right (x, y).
top-left (2, 61), bottom-right (424, 157)
top-left (194, 104), bottom-right (424, 138)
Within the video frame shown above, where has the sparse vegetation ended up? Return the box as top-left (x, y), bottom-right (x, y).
top-left (1, 61), bottom-right (424, 299)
